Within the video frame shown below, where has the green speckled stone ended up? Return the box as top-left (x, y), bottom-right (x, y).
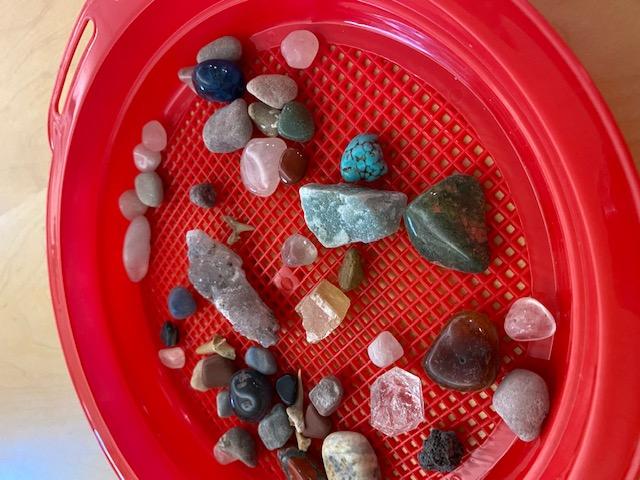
top-left (278, 101), bottom-right (315, 142)
top-left (404, 173), bottom-right (490, 273)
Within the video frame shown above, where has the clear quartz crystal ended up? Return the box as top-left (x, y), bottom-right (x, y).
top-left (281, 234), bottom-right (318, 267)
top-left (368, 331), bottom-right (404, 368)
top-left (504, 297), bottom-right (556, 341)
top-left (295, 280), bottom-right (350, 344)
top-left (370, 367), bottom-right (424, 437)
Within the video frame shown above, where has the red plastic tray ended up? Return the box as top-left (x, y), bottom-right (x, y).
top-left (48, 0), bottom-right (640, 479)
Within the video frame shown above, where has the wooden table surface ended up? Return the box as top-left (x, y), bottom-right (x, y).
top-left (0, 1), bottom-right (638, 478)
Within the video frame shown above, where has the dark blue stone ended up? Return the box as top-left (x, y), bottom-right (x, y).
top-left (167, 286), bottom-right (197, 319)
top-left (275, 373), bottom-right (298, 406)
top-left (229, 369), bottom-right (273, 422)
top-left (160, 321), bottom-right (179, 347)
top-left (192, 60), bottom-right (245, 103)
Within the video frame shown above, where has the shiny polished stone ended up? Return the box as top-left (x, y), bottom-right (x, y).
top-left (229, 368), bottom-right (273, 422)
top-left (279, 148), bottom-right (307, 184)
top-left (423, 311), bottom-right (499, 392)
top-left (504, 297), bottom-right (556, 341)
top-left (240, 138), bottom-right (288, 197)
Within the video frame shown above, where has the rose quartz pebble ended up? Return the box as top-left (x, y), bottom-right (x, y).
top-left (281, 30), bottom-right (319, 69)
top-left (118, 189), bottom-right (148, 220)
top-left (158, 347), bottom-right (185, 369)
top-left (123, 216), bottom-right (151, 282)
top-left (368, 331), bottom-right (404, 368)
top-left (505, 297), bottom-right (556, 341)
top-left (141, 120), bottom-right (167, 152)
top-left (133, 143), bottom-right (162, 172)
top-left (273, 266), bottom-right (300, 293)
top-left (240, 138), bottom-right (287, 197)
top-left (281, 234), bottom-right (318, 267)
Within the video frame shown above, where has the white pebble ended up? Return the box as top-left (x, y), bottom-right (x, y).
top-left (123, 216), bottom-right (151, 282)
top-left (141, 120), bottom-right (167, 152)
top-left (135, 172), bottom-right (164, 207)
top-left (118, 189), bottom-right (148, 220)
top-left (133, 143), bottom-right (161, 172)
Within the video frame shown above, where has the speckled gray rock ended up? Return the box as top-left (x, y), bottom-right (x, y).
top-left (186, 229), bottom-right (279, 347)
top-left (203, 99), bottom-right (252, 153)
top-left (217, 390), bottom-right (233, 418)
top-left (197, 35), bottom-right (242, 63)
top-left (309, 375), bottom-right (343, 416)
top-left (247, 74), bottom-right (298, 109)
top-left (245, 346), bottom-right (277, 375)
top-left (248, 101), bottom-right (280, 137)
top-left (299, 184), bottom-right (407, 248)
top-left (492, 369), bottom-right (549, 442)
top-left (213, 427), bottom-right (257, 467)
top-left (258, 404), bottom-right (294, 450)
top-left (189, 182), bottom-right (216, 208)
top-left (322, 431), bottom-right (380, 480)
top-left (134, 172), bottom-right (164, 207)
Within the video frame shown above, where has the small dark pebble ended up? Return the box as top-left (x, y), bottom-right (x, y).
top-left (201, 354), bottom-right (236, 388)
top-left (275, 373), bottom-right (298, 406)
top-left (160, 321), bottom-right (179, 347)
top-left (417, 429), bottom-right (464, 473)
top-left (229, 369), bottom-right (273, 422)
top-left (192, 59), bottom-right (244, 103)
top-left (167, 286), bottom-right (197, 319)
top-left (189, 182), bottom-right (216, 208)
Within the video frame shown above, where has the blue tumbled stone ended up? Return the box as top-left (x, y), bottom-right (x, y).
top-left (340, 133), bottom-right (388, 182)
top-left (167, 286), bottom-right (197, 319)
top-left (192, 59), bottom-right (244, 103)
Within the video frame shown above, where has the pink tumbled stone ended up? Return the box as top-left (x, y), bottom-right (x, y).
top-left (158, 347), bottom-right (185, 369)
top-left (133, 143), bottom-right (162, 172)
top-left (240, 138), bottom-right (287, 197)
top-left (281, 30), bottom-right (319, 69)
top-left (123, 216), bottom-right (151, 282)
top-left (273, 266), bottom-right (300, 293)
top-left (370, 367), bottom-right (424, 437)
top-left (368, 331), bottom-right (404, 368)
top-left (281, 234), bottom-right (318, 267)
top-left (141, 120), bottom-right (167, 152)
top-left (505, 297), bottom-right (556, 341)
top-left (118, 189), bottom-right (148, 220)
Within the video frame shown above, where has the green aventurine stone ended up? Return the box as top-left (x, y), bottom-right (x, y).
top-left (404, 173), bottom-right (490, 273)
top-left (278, 101), bottom-right (315, 142)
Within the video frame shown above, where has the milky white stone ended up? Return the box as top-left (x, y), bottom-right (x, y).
top-left (281, 234), bottom-right (318, 267)
top-left (505, 297), bottom-right (556, 341)
top-left (281, 30), bottom-right (319, 69)
top-left (368, 331), bottom-right (404, 368)
top-left (141, 120), bottom-right (167, 152)
top-left (123, 216), bottom-right (150, 282)
top-left (133, 143), bottom-right (161, 172)
top-left (118, 189), bottom-right (147, 220)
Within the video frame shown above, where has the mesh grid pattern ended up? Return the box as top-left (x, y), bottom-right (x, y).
top-left (146, 43), bottom-right (532, 479)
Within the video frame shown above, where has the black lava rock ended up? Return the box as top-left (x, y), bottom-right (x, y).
top-left (417, 429), bottom-right (464, 473)
top-left (229, 368), bottom-right (273, 422)
top-left (275, 373), bottom-right (298, 406)
top-left (160, 321), bottom-right (179, 347)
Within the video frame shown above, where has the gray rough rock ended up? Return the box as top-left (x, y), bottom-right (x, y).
top-left (309, 375), bottom-right (343, 416)
top-left (258, 404), bottom-right (293, 450)
top-left (134, 172), bottom-right (164, 207)
top-left (186, 229), bottom-right (279, 347)
top-left (492, 369), bottom-right (549, 442)
top-left (202, 99), bottom-right (252, 153)
top-left (246, 74), bottom-right (298, 109)
top-left (213, 427), bottom-right (257, 467)
top-left (299, 184), bottom-right (407, 248)
top-left (197, 35), bottom-right (242, 63)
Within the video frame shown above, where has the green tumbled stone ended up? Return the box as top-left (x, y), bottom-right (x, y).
top-left (404, 173), bottom-right (490, 273)
top-left (278, 101), bottom-right (315, 142)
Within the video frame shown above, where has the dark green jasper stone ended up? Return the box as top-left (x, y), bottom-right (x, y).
top-left (278, 101), bottom-right (315, 142)
top-left (423, 311), bottom-right (499, 392)
top-left (404, 173), bottom-right (490, 273)
top-left (278, 448), bottom-right (327, 480)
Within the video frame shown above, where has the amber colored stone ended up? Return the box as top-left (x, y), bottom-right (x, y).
top-left (279, 148), bottom-right (308, 184)
top-left (278, 447), bottom-right (327, 480)
top-left (296, 280), bottom-right (350, 344)
top-left (423, 311), bottom-right (499, 392)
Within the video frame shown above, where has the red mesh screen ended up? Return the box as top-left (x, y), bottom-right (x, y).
top-left (146, 43), bottom-right (532, 479)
